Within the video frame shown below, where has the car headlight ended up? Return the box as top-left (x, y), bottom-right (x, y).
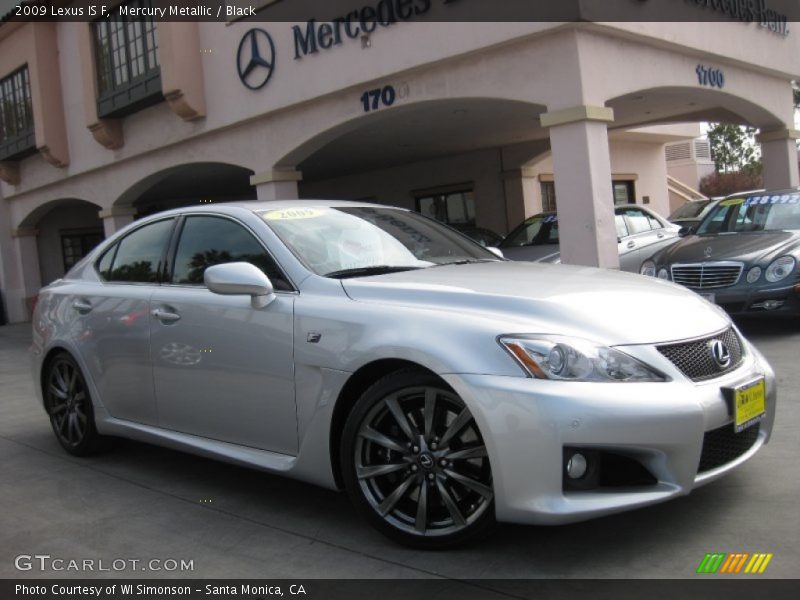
top-left (657, 268), bottom-right (670, 280)
top-left (640, 260), bottom-right (656, 277)
top-left (499, 335), bottom-right (667, 382)
top-left (746, 266), bottom-right (762, 283)
top-left (765, 256), bottom-right (796, 283)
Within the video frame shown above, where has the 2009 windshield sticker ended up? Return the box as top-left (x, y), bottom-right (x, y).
top-left (745, 194), bottom-right (800, 206)
top-left (263, 208), bottom-right (325, 221)
top-left (720, 198), bottom-right (744, 206)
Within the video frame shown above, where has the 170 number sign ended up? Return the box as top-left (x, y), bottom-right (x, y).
top-left (360, 85), bottom-right (396, 113)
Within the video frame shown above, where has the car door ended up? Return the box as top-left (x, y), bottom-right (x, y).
top-left (149, 214), bottom-right (297, 454)
top-left (72, 217), bottom-right (176, 426)
top-left (616, 207), bottom-right (659, 271)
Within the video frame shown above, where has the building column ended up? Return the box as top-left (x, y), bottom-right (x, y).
top-left (11, 228), bottom-right (42, 321)
top-left (98, 207), bottom-right (136, 237)
top-left (757, 128), bottom-right (800, 190)
top-left (502, 167), bottom-right (541, 231)
top-left (541, 105), bottom-right (619, 269)
top-left (250, 169), bottom-right (303, 202)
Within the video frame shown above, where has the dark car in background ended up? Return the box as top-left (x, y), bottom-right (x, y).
top-left (669, 198), bottom-right (720, 232)
top-left (641, 188), bottom-right (800, 316)
top-left (500, 204), bottom-right (679, 272)
top-left (451, 225), bottom-right (504, 248)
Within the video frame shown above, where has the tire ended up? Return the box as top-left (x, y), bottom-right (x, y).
top-left (341, 369), bottom-right (496, 548)
top-left (43, 352), bottom-right (108, 456)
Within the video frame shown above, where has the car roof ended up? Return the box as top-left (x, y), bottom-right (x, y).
top-left (135, 199), bottom-right (407, 220)
top-left (529, 204), bottom-right (659, 220)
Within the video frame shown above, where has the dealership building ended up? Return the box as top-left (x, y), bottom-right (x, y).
top-left (1, 1), bottom-right (799, 324)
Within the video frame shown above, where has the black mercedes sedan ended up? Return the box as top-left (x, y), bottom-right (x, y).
top-left (641, 188), bottom-right (800, 316)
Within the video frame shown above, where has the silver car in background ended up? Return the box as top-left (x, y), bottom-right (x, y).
top-left (31, 201), bottom-right (775, 547)
top-left (500, 204), bottom-right (680, 272)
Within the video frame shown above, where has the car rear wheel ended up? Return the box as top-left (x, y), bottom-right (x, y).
top-left (44, 353), bottom-right (107, 456)
top-left (341, 369), bottom-right (495, 547)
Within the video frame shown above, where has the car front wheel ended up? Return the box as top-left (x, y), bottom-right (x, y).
top-left (341, 369), bottom-right (495, 547)
top-left (44, 353), bottom-right (107, 456)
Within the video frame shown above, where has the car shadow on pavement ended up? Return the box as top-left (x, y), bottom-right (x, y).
top-left (82, 434), bottom-right (748, 578)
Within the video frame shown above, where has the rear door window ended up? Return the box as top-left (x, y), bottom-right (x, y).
top-left (102, 219), bottom-right (175, 283)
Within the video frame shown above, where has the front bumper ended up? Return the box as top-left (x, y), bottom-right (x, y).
top-left (442, 341), bottom-right (775, 525)
top-left (686, 281), bottom-right (800, 316)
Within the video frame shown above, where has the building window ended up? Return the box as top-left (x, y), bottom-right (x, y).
top-left (537, 178), bottom-right (637, 212)
top-left (541, 181), bottom-right (557, 212)
top-left (61, 231), bottom-right (105, 272)
top-left (0, 66), bottom-right (35, 161)
top-left (613, 180), bottom-right (636, 205)
top-left (415, 188), bottom-right (476, 226)
top-left (93, 0), bottom-right (162, 118)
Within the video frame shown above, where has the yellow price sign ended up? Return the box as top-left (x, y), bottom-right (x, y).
top-left (263, 208), bottom-right (325, 221)
top-left (734, 378), bottom-right (766, 433)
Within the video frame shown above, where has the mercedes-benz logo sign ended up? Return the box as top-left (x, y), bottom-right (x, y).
top-left (237, 28), bottom-right (275, 90)
top-left (704, 246), bottom-right (713, 259)
top-left (709, 340), bottom-right (731, 369)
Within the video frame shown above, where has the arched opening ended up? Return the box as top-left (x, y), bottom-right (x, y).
top-left (114, 162), bottom-right (255, 217)
top-left (19, 198), bottom-right (103, 287)
top-left (605, 86), bottom-right (788, 214)
top-left (277, 98), bottom-right (549, 237)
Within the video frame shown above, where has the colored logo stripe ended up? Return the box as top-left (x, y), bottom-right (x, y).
top-left (697, 553), bottom-right (726, 574)
top-left (744, 553), bottom-right (773, 574)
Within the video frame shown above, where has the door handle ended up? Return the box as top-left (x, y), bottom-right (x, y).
top-left (657, 233), bottom-right (665, 239)
top-left (72, 299), bottom-right (92, 313)
top-left (627, 241), bottom-right (636, 249)
top-left (152, 308), bottom-right (181, 323)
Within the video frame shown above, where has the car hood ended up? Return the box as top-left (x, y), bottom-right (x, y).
top-left (655, 231), bottom-right (800, 265)
top-left (341, 261), bottom-right (728, 346)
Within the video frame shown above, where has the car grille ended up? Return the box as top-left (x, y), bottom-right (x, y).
top-left (670, 262), bottom-right (743, 289)
top-left (698, 422), bottom-right (760, 473)
top-left (656, 328), bottom-right (744, 381)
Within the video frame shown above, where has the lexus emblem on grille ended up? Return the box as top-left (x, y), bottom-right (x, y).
top-left (709, 340), bottom-right (731, 369)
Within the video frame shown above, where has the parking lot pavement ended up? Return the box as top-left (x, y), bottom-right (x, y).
top-left (1, 318), bottom-right (798, 581)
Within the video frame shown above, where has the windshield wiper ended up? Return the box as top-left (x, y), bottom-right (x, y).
top-left (434, 259), bottom-right (497, 267)
top-left (324, 265), bottom-right (424, 279)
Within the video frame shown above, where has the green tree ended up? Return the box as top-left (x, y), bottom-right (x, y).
top-left (706, 123), bottom-right (760, 174)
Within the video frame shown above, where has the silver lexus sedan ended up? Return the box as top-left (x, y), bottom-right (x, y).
top-left (31, 201), bottom-right (775, 547)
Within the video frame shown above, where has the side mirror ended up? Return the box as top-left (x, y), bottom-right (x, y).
top-left (204, 262), bottom-right (275, 308)
top-left (487, 247), bottom-right (505, 259)
top-left (678, 225), bottom-right (695, 237)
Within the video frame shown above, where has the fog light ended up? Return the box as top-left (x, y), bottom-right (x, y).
top-left (751, 299), bottom-right (785, 310)
top-left (566, 453), bottom-right (588, 479)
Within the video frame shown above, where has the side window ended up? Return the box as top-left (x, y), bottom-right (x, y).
top-left (615, 215), bottom-right (629, 239)
top-left (646, 214), bottom-right (663, 230)
top-left (105, 218), bottom-right (174, 283)
top-left (171, 216), bottom-right (292, 291)
top-left (620, 209), bottom-right (653, 235)
top-left (96, 245), bottom-right (115, 279)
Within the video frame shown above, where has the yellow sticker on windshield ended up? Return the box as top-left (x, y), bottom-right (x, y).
top-left (263, 208), bottom-right (324, 221)
top-left (720, 198), bottom-right (745, 207)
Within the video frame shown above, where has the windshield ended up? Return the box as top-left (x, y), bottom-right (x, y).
top-left (669, 199), bottom-right (713, 220)
top-left (500, 214), bottom-right (559, 248)
top-left (696, 193), bottom-right (800, 235)
top-left (261, 206), bottom-right (497, 277)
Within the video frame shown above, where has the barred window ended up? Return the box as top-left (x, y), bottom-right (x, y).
top-left (0, 66), bottom-right (35, 161)
top-left (93, 0), bottom-right (162, 118)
